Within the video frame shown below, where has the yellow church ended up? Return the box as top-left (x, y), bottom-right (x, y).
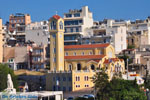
top-left (46, 15), bottom-right (125, 92)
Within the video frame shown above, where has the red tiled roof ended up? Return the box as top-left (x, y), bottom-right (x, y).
top-left (88, 60), bottom-right (100, 63)
top-left (53, 15), bottom-right (61, 20)
top-left (65, 55), bottom-right (105, 60)
top-left (64, 43), bottom-right (110, 50)
top-left (104, 58), bottom-right (123, 64)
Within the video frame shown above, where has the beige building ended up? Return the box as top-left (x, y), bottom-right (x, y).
top-left (3, 46), bottom-right (29, 70)
top-left (0, 19), bottom-right (3, 63)
top-left (46, 15), bottom-right (125, 92)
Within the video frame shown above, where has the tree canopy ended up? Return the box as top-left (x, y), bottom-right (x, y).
top-left (93, 68), bottom-right (147, 100)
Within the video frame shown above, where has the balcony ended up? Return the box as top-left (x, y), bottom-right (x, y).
top-left (64, 39), bottom-right (78, 43)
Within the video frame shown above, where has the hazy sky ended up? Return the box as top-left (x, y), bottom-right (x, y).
top-left (0, 0), bottom-right (150, 24)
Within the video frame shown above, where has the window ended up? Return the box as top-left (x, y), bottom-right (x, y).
top-left (76, 85), bottom-right (80, 88)
top-left (76, 27), bottom-right (79, 32)
top-left (57, 77), bottom-right (60, 81)
top-left (69, 87), bottom-right (72, 91)
top-left (84, 76), bottom-right (89, 81)
top-left (74, 13), bottom-right (80, 17)
top-left (85, 85), bottom-right (89, 87)
top-left (82, 52), bottom-right (84, 55)
top-left (63, 87), bottom-right (66, 91)
top-left (52, 34), bottom-right (56, 38)
top-left (12, 24), bottom-right (15, 28)
top-left (77, 63), bottom-right (81, 71)
top-left (43, 26), bottom-right (47, 29)
top-left (91, 64), bottom-right (95, 70)
top-left (63, 77), bottom-right (66, 81)
top-left (76, 76), bottom-right (80, 81)
top-left (65, 52), bottom-right (68, 56)
top-left (74, 52), bottom-right (76, 56)
top-left (53, 58), bottom-right (56, 62)
top-left (50, 21), bottom-right (56, 30)
top-left (68, 64), bottom-right (72, 71)
top-left (68, 77), bottom-right (72, 81)
top-left (71, 28), bottom-right (73, 32)
top-left (66, 14), bottom-right (72, 18)
top-left (89, 52), bottom-right (93, 55)
top-left (99, 50), bottom-right (102, 54)
top-left (53, 48), bottom-right (56, 53)
top-left (59, 21), bottom-right (63, 29)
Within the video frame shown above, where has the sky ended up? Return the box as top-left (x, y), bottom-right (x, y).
top-left (0, 0), bottom-right (150, 24)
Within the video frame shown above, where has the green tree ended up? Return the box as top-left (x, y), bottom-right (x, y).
top-left (92, 68), bottom-right (111, 100)
top-left (93, 68), bottom-right (147, 100)
top-left (0, 64), bottom-right (18, 91)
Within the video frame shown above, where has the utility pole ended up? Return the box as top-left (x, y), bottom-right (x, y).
top-left (127, 58), bottom-right (129, 80)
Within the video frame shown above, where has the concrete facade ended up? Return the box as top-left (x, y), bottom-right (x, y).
top-left (64, 6), bottom-right (93, 45)
top-left (25, 21), bottom-right (49, 46)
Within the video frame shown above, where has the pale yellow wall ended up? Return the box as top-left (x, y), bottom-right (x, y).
top-left (65, 48), bottom-right (105, 56)
top-left (0, 19), bottom-right (3, 63)
top-left (65, 49), bottom-right (94, 56)
top-left (104, 60), bottom-right (125, 80)
top-left (65, 60), bottom-right (100, 71)
top-left (72, 70), bottom-right (95, 91)
top-left (49, 17), bottom-right (64, 71)
top-left (64, 45), bottom-right (115, 57)
top-left (104, 45), bottom-right (116, 58)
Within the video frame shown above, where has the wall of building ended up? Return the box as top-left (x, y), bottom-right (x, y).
top-left (46, 72), bottom-right (72, 92)
top-left (25, 21), bottom-right (49, 46)
top-left (106, 26), bottom-right (127, 54)
top-left (0, 19), bottom-right (3, 63)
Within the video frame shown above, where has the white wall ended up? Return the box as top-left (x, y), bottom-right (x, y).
top-left (106, 26), bottom-right (127, 54)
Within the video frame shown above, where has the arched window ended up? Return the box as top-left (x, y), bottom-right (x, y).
top-left (91, 64), bottom-right (95, 70)
top-left (68, 64), bottom-right (72, 71)
top-left (50, 21), bottom-right (56, 30)
top-left (74, 52), bottom-right (76, 56)
top-left (59, 21), bottom-right (63, 29)
top-left (65, 52), bottom-right (68, 56)
top-left (77, 63), bottom-right (81, 71)
top-left (120, 65), bottom-right (121, 71)
top-left (82, 52), bottom-right (84, 55)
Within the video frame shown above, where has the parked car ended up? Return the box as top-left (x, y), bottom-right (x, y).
top-left (83, 94), bottom-right (94, 99)
top-left (67, 97), bottom-right (74, 100)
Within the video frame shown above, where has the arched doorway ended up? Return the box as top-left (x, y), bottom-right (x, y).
top-left (91, 64), bottom-right (95, 70)
top-left (77, 63), bottom-right (81, 71)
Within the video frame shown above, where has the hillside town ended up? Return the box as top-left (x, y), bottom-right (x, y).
top-left (0, 6), bottom-right (150, 100)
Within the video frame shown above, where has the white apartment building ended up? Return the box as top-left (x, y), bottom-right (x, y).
top-left (25, 21), bottom-right (49, 46)
top-left (106, 25), bottom-right (127, 54)
top-left (64, 6), bottom-right (93, 45)
top-left (81, 19), bottom-right (127, 54)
